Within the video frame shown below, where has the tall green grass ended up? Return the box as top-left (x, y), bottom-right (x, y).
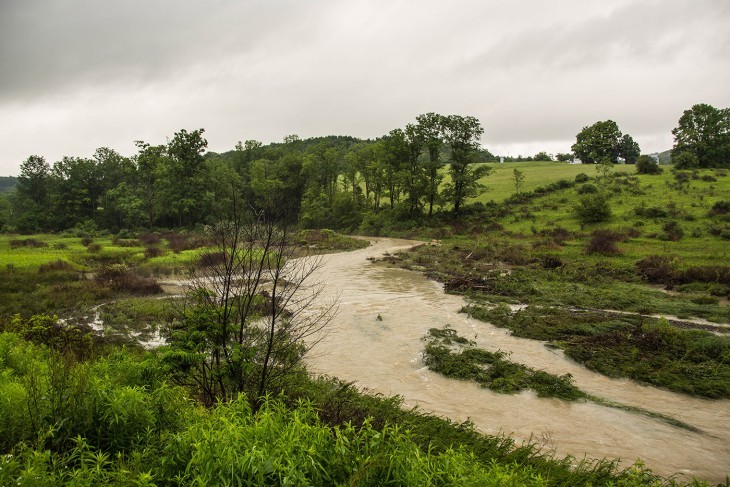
top-left (2, 330), bottom-right (685, 486)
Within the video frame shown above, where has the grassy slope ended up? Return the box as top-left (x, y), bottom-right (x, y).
top-left (471, 161), bottom-right (595, 203)
top-left (474, 165), bottom-right (729, 268)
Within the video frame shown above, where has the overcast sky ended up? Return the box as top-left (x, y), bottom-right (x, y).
top-left (1, 0), bottom-right (728, 175)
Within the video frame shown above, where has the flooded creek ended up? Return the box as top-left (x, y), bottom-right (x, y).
top-left (305, 238), bottom-right (730, 483)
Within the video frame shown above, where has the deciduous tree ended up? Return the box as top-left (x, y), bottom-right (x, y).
top-left (572, 120), bottom-right (622, 164)
top-left (671, 103), bottom-right (730, 168)
top-left (512, 168), bottom-right (525, 194)
top-left (13, 155), bottom-right (51, 231)
top-left (441, 115), bottom-right (489, 216)
top-left (416, 112), bottom-right (445, 216)
top-left (163, 208), bottom-right (335, 407)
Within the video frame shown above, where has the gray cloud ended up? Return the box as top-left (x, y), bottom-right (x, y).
top-left (467, 1), bottom-right (729, 73)
top-left (1, 0), bottom-right (729, 174)
top-left (0, 0), bottom-right (321, 100)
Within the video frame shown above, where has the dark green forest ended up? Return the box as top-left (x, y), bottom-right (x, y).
top-left (2, 114), bottom-right (501, 234)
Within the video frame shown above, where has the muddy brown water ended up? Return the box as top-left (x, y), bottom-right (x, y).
top-left (304, 238), bottom-right (730, 484)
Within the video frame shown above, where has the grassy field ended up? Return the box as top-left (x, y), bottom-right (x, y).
top-left (470, 161), bottom-right (595, 203)
top-left (464, 165), bottom-right (730, 267)
top-left (0, 234), bottom-right (204, 270)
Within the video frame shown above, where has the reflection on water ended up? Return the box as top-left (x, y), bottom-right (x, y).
top-left (305, 238), bottom-right (730, 483)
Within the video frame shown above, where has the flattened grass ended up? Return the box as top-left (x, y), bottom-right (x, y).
top-left (463, 305), bottom-right (730, 399)
top-left (423, 326), bottom-right (586, 400)
top-left (469, 161), bottom-right (594, 203)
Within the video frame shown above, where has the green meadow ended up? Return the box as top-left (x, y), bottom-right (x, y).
top-left (0, 234), bottom-right (202, 270)
top-left (471, 160), bottom-right (596, 203)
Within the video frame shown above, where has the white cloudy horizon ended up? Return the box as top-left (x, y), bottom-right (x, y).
top-left (1, 0), bottom-right (728, 175)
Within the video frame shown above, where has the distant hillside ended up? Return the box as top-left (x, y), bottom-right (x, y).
top-left (0, 176), bottom-right (17, 193)
top-left (657, 149), bottom-right (672, 164)
top-left (206, 135), bottom-right (366, 162)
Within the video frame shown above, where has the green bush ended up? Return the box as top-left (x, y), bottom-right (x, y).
top-left (709, 200), bottom-right (730, 215)
top-left (660, 220), bottom-right (684, 241)
top-left (635, 255), bottom-right (677, 283)
top-left (576, 183), bottom-right (598, 194)
top-left (636, 155), bottom-right (662, 174)
top-left (673, 151), bottom-right (699, 169)
top-left (634, 204), bottom-right (668, 218)
top-left (575, 192), bottom-right (611, 224)
top-left (586, 229), bottom-right (624, 255)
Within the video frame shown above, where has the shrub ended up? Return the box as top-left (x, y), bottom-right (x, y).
top-left (634, 204), bottom-right (667, 219)
top-left (38, 260), bottom-right (74, 273)
top-left (198, 251), bottom-right (226, 267)
top-left (586, 229), bottom-right (623, 255)
top-left (636, 155), bottom-right (662, 174)
top-left (542, 255), bottom-right (564, 269)
top-left (546, 178), bottom-right (574, 191)
top-left (574, 173), bottom-right (590, 183)
top-left (139, 233), bottom-right (162, 245)
top-left (635, 255), bottom-right (677, 283)
top-left (5, 314), bottom-right (94, 359)
top-left (86, 242), bottom-right (102, 253)
top-left (659, 220), bottom-right (684, 241)
top-left (575, 193), bottom-right (611, 224)
top-left (673, 171), bottom-right (691, 186)
top-left (9, 238), bottom-right (48, 249)
top-left (143, 246), bottom-right (165, 259)
top-left (164, 232), bottom-right (208, 253)
top-left (111, 237), bottom-right (141, 247)
top-left (95, 264), bottom-right (162, 295)
top-left (673, 151), bottom-right (699, 169)
top-left (576, 183), bottom-right (598, 195)
top-left (537, 226), bottom-right (572, 244)
top-left (680, 266), bottom-right (730, 285)
top-left (484, 221), bottom-right (504, 232)
top-left (709, 200), bottom-right (730, 216)
top-left (81, 236), bottom-right (93, 246)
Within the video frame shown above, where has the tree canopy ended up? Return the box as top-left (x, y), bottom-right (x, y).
top-left (671, 103), bottom-right (730, 168)
top-left (571, 120), bottom-right (641, 164)
top-left (4, 113), bottom-right (492, 233)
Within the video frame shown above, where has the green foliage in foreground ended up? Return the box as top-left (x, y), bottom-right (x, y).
top-left (463, 305), bottom-right (730, 399)
top-left (423, 326), bottom-right (586, 400)
top-left (0, 328), bottom-right (700, 486)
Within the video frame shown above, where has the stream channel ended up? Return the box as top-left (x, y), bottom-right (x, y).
top-left (304, 237), bottom-right (730, 483)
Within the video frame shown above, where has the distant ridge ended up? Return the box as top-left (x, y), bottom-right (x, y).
top-left (0, 176), bottom-right (17, 193)
top-left (657, 149), bottom-right (672, 164)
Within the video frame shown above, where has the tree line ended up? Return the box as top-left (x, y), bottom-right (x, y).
top-left (3, 103), bottom-right (728, 233)
top-left (5, 113), bottom-right (490, 233)
top-left (571, 103), bottom-right (729, 168)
